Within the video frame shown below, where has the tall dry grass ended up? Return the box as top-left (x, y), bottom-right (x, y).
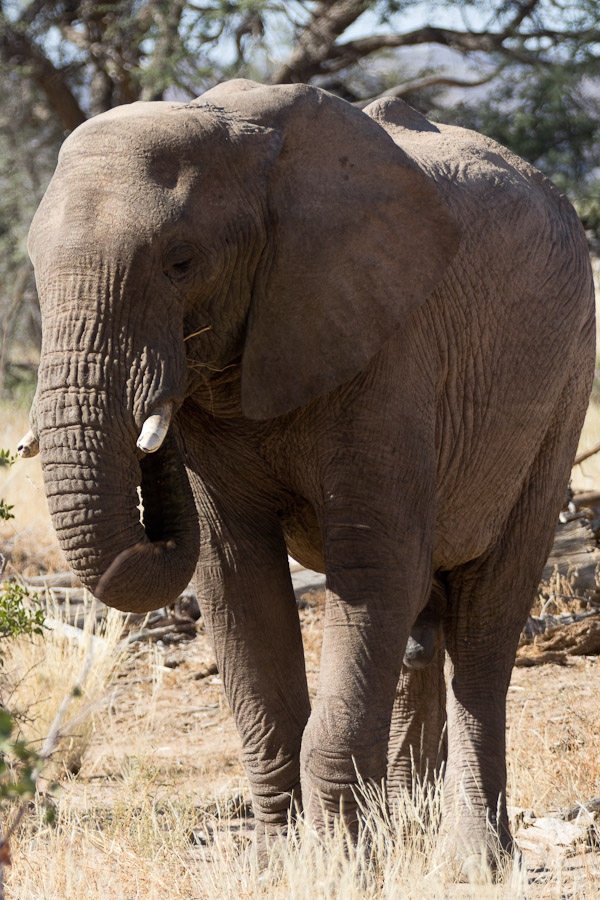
top-left (7, 780), bottom-right (544, 900)
top-left (1, 595), bottom-right (128, 776)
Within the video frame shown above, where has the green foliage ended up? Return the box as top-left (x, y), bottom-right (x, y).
top-left (0, 582), bottom-right (45, 650)
top-left (0, 708), bottom-right (38, 800)
top-left (0, 445), bottom-right (50, 824)
top-left (0, 449), bottom-right (16, 468)
top-left (575, 190), bottom-right (600, 237)
top-left (0, 447), bottom-right (46, 651)
top-left (0, 501), bottom-right (14, 522)
top-left (0, 450), bottom-right (16, 520)
top-left (0, 707), bottom-right (56, 823)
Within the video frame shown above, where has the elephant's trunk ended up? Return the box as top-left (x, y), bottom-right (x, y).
top-left (35, 294), bottom-right (199, 611)
top-left (40, 412), bottom-right (199, 612)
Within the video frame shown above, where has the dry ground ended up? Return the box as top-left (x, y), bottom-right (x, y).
top-left (2, 598), bottom-right (600, 899)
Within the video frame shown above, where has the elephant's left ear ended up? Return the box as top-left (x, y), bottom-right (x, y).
top-left (205, 82), bottom-right (461, 420)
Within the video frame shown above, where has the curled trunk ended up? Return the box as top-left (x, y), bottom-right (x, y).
top-left (39, 407), bottom-right (199, 614)
top-left (33, 258), bottom-right (198, 612)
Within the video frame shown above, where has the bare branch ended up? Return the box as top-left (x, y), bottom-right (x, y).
top-left (574, 440), bottom-right (600, 467)
top-left (271, 3), bottom-right (600, 87)
top-left (0, 17), bottom-right (86, 130)
top-left (270, 0), bottom-right (371, 83)
top-left (354, 67), bottom-right (507, 108)
top-left (505, 0), bottom-right (542, 34)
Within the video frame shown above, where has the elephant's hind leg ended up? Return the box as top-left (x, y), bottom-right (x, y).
top-left (440, 379), bottom-right (589, 881)
top-left (387, 628), bottom-right (447, 800)
top-left (388, 576), bottom-right (448, 800)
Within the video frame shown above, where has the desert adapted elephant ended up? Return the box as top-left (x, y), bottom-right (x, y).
top-left (20, 79), bottom-right (594, 877)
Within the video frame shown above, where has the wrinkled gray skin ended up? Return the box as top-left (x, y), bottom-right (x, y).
top-left (27, 80), bottom-right (594, 878)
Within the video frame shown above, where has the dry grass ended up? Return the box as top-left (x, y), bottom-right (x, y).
top-left (0, 403), bottom-right (63, 575)
top-left (0, 604), bottom-right (597, 899)
top-left (7, 774), bottom-right (598, 898)
top-left (507, 659), bottom-right (600, 813)
top-left (0, 595), bottom-right (128, 776)
top-left (5, 782), bottom-right (538, 900)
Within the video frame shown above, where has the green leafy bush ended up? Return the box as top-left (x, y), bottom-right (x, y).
top-left (0, 583), bottom-right (45, 649)
top-left (0, 449), bottom-right (15, 522)
top-left (0, 708), bottom-right (39, 802)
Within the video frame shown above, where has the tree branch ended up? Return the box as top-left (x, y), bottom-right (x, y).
top-left (269, 0), bottom-right (371, 83)
top-left (271, 4), bottom-right (600, 86)
top-left (504, 0), bottom-right (542, 34)
top-left (354, 67), bottom-right (507, 108)
top-left (0, 17), bottom-right (86, 131)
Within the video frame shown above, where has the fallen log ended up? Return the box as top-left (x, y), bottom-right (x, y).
top-left (515, 815), bottom-right (595, 857)
top-left (517, 617), bottom-right (600, 665)
top-left (540, 518), bottom-right (600, 602)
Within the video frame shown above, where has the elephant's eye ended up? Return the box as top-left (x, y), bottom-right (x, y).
top-left (172, 259), bottom-right (193, 276)
top-left (164, 246), bottom-right (197, 283)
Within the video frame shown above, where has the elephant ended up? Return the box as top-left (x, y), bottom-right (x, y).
top-left (20, 79), bottom-right (594, 878)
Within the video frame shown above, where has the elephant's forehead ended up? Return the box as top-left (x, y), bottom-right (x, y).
top-left (33, 108), bottom-right (229, 238)
top-left (59, 102), bottom-right (226, 185)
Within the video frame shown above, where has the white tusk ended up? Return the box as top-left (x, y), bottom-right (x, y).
top-left (17, 430), bottom-right (39, 459)
top-left (136, 402), bottom-right (173, 454)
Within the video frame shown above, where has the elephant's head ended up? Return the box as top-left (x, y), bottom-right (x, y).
top-left (26, 80), bottom-right (459, 613)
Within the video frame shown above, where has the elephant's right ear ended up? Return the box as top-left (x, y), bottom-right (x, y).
top-left (202, 82), bottom-right (460, 420)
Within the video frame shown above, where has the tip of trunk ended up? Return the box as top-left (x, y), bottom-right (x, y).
top-left (95, 535), bottom-right (198, 613)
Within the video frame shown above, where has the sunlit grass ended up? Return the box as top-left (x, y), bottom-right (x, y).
top-left (1, 594), bottom-right (128, 777)
top-left (7, 775), bottom-right (549, 900)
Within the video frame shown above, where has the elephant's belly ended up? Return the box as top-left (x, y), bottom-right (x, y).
top-left (279, 497), bottom-right (326, 574)
top-left (433, 470), bottom-right (527, 570)
top-left (433, 517), bottom-right (499, 572)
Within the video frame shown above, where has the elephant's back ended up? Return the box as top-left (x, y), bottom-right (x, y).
top-left (364, 100), bottom-right (595, 568)
top-left (366, 96), bottom-right (588, 274)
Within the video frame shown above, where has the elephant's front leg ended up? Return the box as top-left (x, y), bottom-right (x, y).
top-left (300, 483), bottom-right (435, 833)
top-left (301, 594), bottom-right (408, 833)
top-left (192, 495), bottom-right (311, 864)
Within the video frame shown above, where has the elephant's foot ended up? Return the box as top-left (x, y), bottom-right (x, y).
top-left (253, 820), bottom-right (290, 870)
top-left (434, 806), bottom-right (516, 883)
top-left (251, 783), bottom-right (303, 870)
